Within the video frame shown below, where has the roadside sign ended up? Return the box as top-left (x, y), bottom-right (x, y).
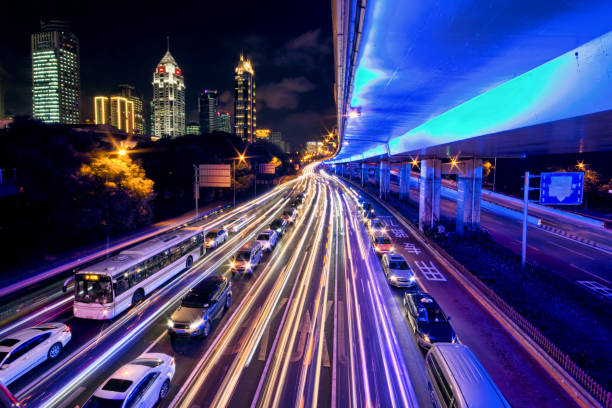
top-left (539, 172), bottom-right (584, 205)
top-left (199, 164), bottom-right (231, 188)
top-left (259, 163), bottom-right (276, 174)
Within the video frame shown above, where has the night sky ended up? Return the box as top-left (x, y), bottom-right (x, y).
top-left (0, 0), bottom-right (335, 150)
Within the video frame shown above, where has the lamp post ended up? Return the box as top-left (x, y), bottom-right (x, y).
top-left (232, 153), bottom-right (246, 208)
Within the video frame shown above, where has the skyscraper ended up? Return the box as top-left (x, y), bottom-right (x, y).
top-left (198, 89), bottom-right (218, 134)
top-left (152, 43), bottom-right (185, 138)
top-left (217, 112), bottom-right (232, 133)
top-left (119, 84), bottom-right (145, 134)
top-left (234, 54), bottom-right (256, 143)
top-left (93, 95), bottom-right (135, 133)
top-left (31, 20), bottom-right (81, 124)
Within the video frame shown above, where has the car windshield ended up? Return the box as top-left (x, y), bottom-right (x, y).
top-left (257, 234), bottom-right (269, 241)
top-left (418, 306), bottom-right (447, 324)
top-left (102, 378), bottom-right (133, 392)
top-left (0, 339), bottom-right (19, 347)
top-left (131, 358), bottom-right (163, 367)
top-left (236, 251), bottom-right (251, 262)
top-left (271, 220), bottom-right (282, 228)
top-left (182, 292), bottom-right (209, 308)
top-left (0, 352), bottom-right (7, 365)
top-left (206, 232), bottom-right (217, 239)
top-left (75, 274), bottom-right (113, 304)
top-left (389, 260), bottom-right (409, 270)
top-left (82, 396), bottom-right (125, 408)
top-left (375, 236), bottom-right (391, 244)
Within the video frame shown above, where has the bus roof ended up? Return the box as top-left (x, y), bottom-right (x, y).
top-left (78, 227), bottom-right (202, 276)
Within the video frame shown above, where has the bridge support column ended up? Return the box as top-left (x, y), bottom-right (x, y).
top-left (379, 160), bottom-right (390, 199)
top-left (399, 161), bottom-right (411, 201)
top-left (419, 159), bottom-right (441, 232)
top-left (456, 159), bottom-right (482, 234)
top-left (360, 162), bottom-right (365, 186)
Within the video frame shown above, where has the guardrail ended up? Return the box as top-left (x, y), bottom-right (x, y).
top-left (341, 175), bottom-right (612, 408)
top-left (0, 203), bottom-right (232, 300)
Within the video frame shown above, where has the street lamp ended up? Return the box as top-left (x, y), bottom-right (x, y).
top-left (231, 153), bottom-right (247, 208)
top-left (117, 148), bottom-right (127, 156)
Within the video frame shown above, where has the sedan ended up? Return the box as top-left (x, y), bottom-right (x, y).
top-left (0, 323), bottom-right (71, 386)
top-left (404, 292), bottom-right (456, 349)
top-left (371, 232), bottom-right (393, 254)
top-left (256, 230), bottom-right (278, 252)
top-left (82, 353), bottom-right (175, 408)
top-left (205, 229), bottom-right (228, 249)
top-left (382, 253), bottom-right (416, 288)
top-left (270, 218), bottom-right (287, 237)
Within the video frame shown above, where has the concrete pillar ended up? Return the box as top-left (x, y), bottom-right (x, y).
top-left (399, 161), bottom-right (411, 201)
top-left (419, 159), bottom-right (441, 231)
top-left (360, 162), bottom-right (365, 186)
top-left (456, 159), bottom-right (482, 234)
top-left (379, 160), bottom-right (390, 199)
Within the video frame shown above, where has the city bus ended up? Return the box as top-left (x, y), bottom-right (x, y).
top-left (73, 226), bottom-right (206, 320)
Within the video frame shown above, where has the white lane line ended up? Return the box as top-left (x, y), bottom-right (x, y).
top-left (548, 241), bottom-right (595, 260)
top-left (539, 226), bottom-right (612, 256)
top-left (143, 330), bottom-right (167, 353)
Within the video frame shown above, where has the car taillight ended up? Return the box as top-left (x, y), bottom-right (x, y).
top-left (64, 325), bottom-right (71, 333)
top-left (170, 358), bottom-right (175, 366)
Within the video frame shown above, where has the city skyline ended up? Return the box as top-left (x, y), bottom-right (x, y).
top-left (0, 1), bottom-right (334, 147)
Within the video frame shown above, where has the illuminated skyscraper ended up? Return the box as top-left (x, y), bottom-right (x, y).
top-left (152, 43), bottom-right (185, 138)
top-left (234, 54), bottom-right (256, 143)
top-left (31, 20), bottom-right (81, 124)
top-left (119, 84), bottom-right (145, 134)
top-left (93, 95), bottom-right (135, 133)
top-left (217, 112), bottom-right (232, 133)
top-left (198, 89), bottom-right (218, 134)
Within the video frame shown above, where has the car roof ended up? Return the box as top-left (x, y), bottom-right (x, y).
top-left (433, 343), bottom-right (509, 407)
top-left (0, 323), bottom-right (64, 350)
top-left (95, 363), bottom-right (151, 399)
top-left (258, 229), bottom-right (273, 235)
top-left (387, 254), bottom-right (406, 262)
top-left (372, 231), bottom-right (390, 238)
top-left (191, 276), bottom-right (225, 295)
top-left (208, 228), bottom-right (223, 233)
top-left (239, 240), bottom-right (261, 251)
top-left (410, 292), bottom-right (440, 307)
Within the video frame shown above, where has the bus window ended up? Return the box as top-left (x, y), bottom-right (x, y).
top-left (114, 275), bottom-right (130, 296)
top-left (75, 275), bottom-right (113, 304)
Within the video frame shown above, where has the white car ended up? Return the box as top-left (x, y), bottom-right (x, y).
top-left (0, 323), bottom-right (71, 386)
top-left (205, 229), bottom-right (228, 248)
top-left (83, 353), bottom-right (175, 408)
top-left (256, 230), bottom-right (278, 252)
top-left (382, 253), bottom-right (416, 288)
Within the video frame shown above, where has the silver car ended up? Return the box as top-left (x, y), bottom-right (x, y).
top-left (381, 253), bottom-right (416, 287)
top-left (0, 323), bottom-right (71, 385)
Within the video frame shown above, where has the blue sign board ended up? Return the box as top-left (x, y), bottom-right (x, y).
top-left (540, 172), bottom-right (584, 205)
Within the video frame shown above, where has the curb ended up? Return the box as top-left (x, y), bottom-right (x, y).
top-left (341, 176), bottom-right (606, 408)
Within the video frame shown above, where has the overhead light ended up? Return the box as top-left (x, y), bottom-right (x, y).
top-left (348, 107), bottom-right (362, 118)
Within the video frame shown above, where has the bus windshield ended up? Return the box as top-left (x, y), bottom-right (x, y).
top-left (75, 274), bottom-right (113, 304)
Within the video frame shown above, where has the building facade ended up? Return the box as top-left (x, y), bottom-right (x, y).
top-left (234, 54), bottom-right (256, 143)
top-left (31, 20), bottom-right (81, 124)
top-left (93, 95), bottom-right (135, 134)
top-left (186, 122), bottom-right (200, 135)
top-left (198, 89), bottom-right (218, 134)
top-left (152, 47), bottom-right (185, 138)
top-left (119, 84), bottom-right (145, 134)
top-left (217, 112), bottom-right (232, 133)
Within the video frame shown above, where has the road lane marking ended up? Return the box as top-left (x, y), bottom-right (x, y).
top-left (403, 242), bottom-right (422, 255)
top-left (258, 297), bottom-right (288, 361)
top-left (549, 241), bottom-right (595, 260)
top-left (569, 264), bottom-right (612, 284)
top-left (414, 261), bottom-right (446, 282)
top-left (576, 281), bottom-right (612, 299)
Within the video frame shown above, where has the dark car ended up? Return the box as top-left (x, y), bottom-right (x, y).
top-left (270, 218), bottom-right (288, 237)
top-left (168, 276), bottom-right (231, 337)
top-left (404, 292), bottom-right (456, 349)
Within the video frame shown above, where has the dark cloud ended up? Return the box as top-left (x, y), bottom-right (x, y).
top-left (218, 90), bottom-right (233, 114)
top-left (257, 77), bottom-right (316, 110)
top-left (274, 29), bottom-right (332, 68)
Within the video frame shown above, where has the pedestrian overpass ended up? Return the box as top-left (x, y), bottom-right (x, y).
top-left (329, 0), bottom-right (612, 232)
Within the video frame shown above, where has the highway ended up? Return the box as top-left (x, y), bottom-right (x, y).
top-left (0, 166), bottom-right (588, 408)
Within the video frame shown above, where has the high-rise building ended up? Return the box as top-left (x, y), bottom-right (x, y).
top-left (152, 43), bottom-right (185, 138)
top-left (93, 95), bottom-right (135, 133)
top-left (198, 89), bottom-right (218, 134)
top-left (31, 20), bottom-right (81, 124)
top-left (119, 84), bottom-right (145, 134)
top-left (254, 128), bottom-right (271, 140)
top-left (234, 54), bottom-right (256, 143)
top-left (306, 141), bottom-right (318, 155)
top-left (186, 122), bottom-right (200, 135)
top-left (217, 112), bottom-right (232, 133)
top-left (269, 130), bottom-right (282, 146)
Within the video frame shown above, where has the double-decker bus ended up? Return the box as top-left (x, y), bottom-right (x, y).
top-left (73, 226), bottom-right (205, 320)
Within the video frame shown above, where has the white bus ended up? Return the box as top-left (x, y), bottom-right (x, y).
top-left (73, 226), bottom-right (206, 320)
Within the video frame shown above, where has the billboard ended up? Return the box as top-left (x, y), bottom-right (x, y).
top-left (539, 172), bottom-right (584, 205)
top-left (199, 164), bottom-right (231, 188)
top-left (259, 163), bottom-right (276, 174)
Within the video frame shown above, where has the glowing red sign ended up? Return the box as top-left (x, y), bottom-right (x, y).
top-left (158, 66), bottom-right (165, 73)
top-left (175, 68), bottom-right (182, 75)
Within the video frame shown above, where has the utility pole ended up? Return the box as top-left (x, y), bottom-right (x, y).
top-left (193, 165), bottom-right (199, 219)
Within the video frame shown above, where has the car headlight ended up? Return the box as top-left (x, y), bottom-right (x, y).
top-left (246, 262), bottom-right (251, 269)
top-left (390, 247), bottom-right (394, 252)
top-left (422, 334), bottom-right (431, 343)
top-left (190, 319), bottom-right (204, 330)
top-left (230, 261), bottom-right (235, 268)
top-left (168, 319), bottom-right (174, 328)
top-left (409, 276), bottom-right (416, 282)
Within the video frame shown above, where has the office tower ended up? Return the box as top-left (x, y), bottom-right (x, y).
top-left (119, 84), bottom-right (145, 134)
top-left (217, 112), bottom-right (232, 133)
top-left (306, 141), bottom-right (318, 154)
top-left (152, 43), bottom-right (185, 138)
top-left (234, 54), bottom-right (256, 143)
top-left (269, 130), bottom-right (282, 146)
top-left (93, 95), bottom-right (134, 133)
top-left (198, 89), bottom-right (218, 134)
top-left (31, 20), bottom-right (81, 124)
top-left (186, 122), bottom-right (200, 135)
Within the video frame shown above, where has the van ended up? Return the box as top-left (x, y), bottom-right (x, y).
top-left (425, 343), bottom-right (510, 408)
top-left (230, 241), bottom-right (263, 275)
